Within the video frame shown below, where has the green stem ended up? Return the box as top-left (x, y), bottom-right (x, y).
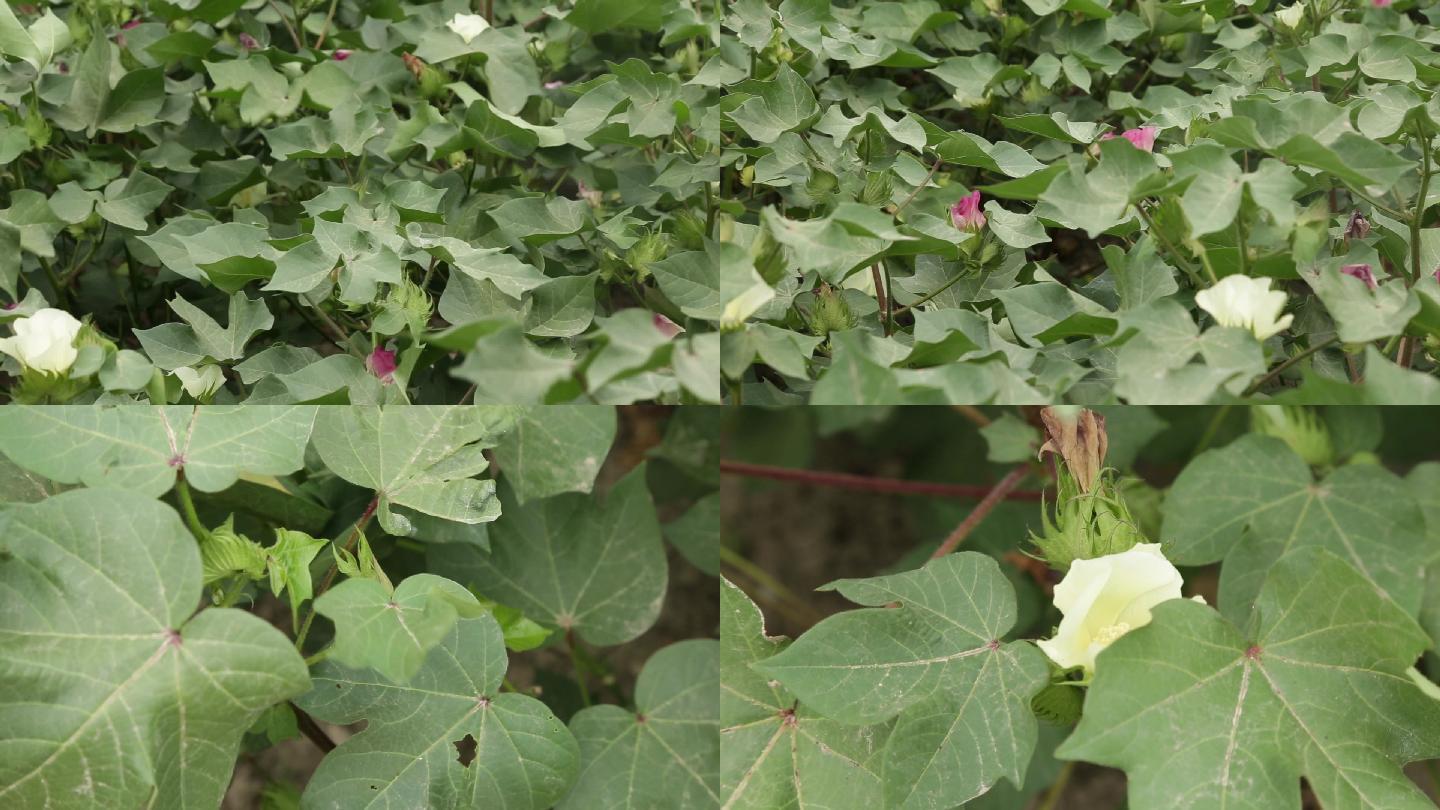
top-left (174, 474), bottom-right (209, 543)
top-left (720, 545), bottom-right (825, 625)
top-left (1235, 218), bottom-right (1247, 278)
top-left (891, 266), bottom-right (968, 316)
top-left (1241, 335), bottom-right (1341, 396)
top-left (1411, 120), bottom-right (1432, 286)
top-left (566, 630), bottom-right (591, 708)
top-left (294, 496), bottom-right (379, 651)
top-left (1036, 760), bottom-right (1076, 810)
top-left (304, 647), bottom-right (330, 666)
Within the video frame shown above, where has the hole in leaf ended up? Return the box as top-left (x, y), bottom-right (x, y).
top-left (453, 733), bottom-right (477, 768)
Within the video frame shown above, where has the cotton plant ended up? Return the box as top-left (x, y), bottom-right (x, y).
top-left (728, 406), bottom-right (1440, 809)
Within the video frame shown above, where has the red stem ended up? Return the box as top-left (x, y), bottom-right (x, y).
top-left (930, 465), bottom-right (1032, 559)
top-left (720, 460), bottom-right (1042, 502)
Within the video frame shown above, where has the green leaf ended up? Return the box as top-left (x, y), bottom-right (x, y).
top-left (452, 324), bottom-right (576, 404)
top-left (565, 0), bottom-right (671, 32)
top-left (664, 492), bottom-right (720, 575)
top-left (727, 64), bottom-right (821, 143)
top-left (0, 406), bottom-right (316, 497)
top-left (135, 292), bottom-right (274, 369)
top-left (265, 528), bottom-right (328, 625)
top-left (1059, 549), bottom-right (1440, 809)
top-left (491, 405), bottom-right (617, 504)
top-left (559, 639), bottom-right (720, 808)
top-left (297, 614), bottom-right (579, 809)
top-left (316, 573), bottom-right (487, 683)
top-left (753, 552), bottom-right (1050, 807)
top-left (0, 490), bottom-right (309, 809)
top-left (1163, 434), bottom-right (1428, 622)
top-left (310, 406), bottom-right (515, 536)
top-left (96, 170), bottom-right (171, 231)
top-left (721, 578), bottom-right (892, 809)
top-left (432, 465), bottom-right (667, 646)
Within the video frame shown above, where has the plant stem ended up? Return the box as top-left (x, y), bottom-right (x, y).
top-left (1411, 120), bottom-right (1432, 286)
top-left (894, 157), bottom-right (943, 215)
top-left (890, 268), bottom-right (969, 317)
top-left (294, 496), bottom-right (380, 650)
top-left (290, 702), bottom-right (337, 753)
top-left (267, 0), bottom-right (304, 50)
top-left (314, 0), bottom-right (341, 48)
top-left (720, 545), bottom-right (825, 626)
top-left (870, 263), bottom-right (889, 336)
top-left (719, 460), bottom-right (1044, 501)
top-left (304, 648), bottom-right (330, 666)
top-left (1241, 335), bottom-right (1340, 396)
top-left (1036, 760), bottom-right (1076, 810)
top-left (565, 630), bottom-right (591, 708)
top-left (930, 465), bottom-right (1030, 559)
top-left (174, 474), bottom-right (209, 542)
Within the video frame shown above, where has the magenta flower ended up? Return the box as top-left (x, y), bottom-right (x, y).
top-left (1373, 0), bottom-right (1392, 7)
top-left (366, 346), bottom-right (398, 383)
top-left (122, 19), bottom-right (142, 29)
top-left (238, 32), bottom-right (259, 50)
top-left (950, 190), bottom-right (986, 234)
top-left (652, 313), bottom-right (683, 338)
top-left (333, 49), bottom-right (352, 61)
top-left (1100, 127), bottom-right (1159, 152)
top-left (1340, 263), bottom-right (1377, 291)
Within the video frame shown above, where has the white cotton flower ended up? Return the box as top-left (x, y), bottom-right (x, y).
top-left (447, 13), bottom-right (491, 43)
top-left (0, 308), bottom-right (82, 374)
top-left (842, 268), bottom-right (876, 297)
top-left (174, 364), bottom-right (225, 400)
top-left (1037, 543), bottom-right (1186, 674)
top-left (1194, 274), bottom-right (1293, 340)
top-left (1276, 2), bottom-right (1305, 29)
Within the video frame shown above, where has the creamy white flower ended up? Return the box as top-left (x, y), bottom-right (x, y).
top-left (1194, 274), bottom-right (1292, 340)
top-left (721, 280), bottom-right (776, 331)
top-left (842, 268), bottom-right (876, 297)
top-left (0, 308), bottom-right (82, 374)
top-left (1276, 2), bottom-right (1305, 29)
top-left (447, 12), bottom-right (490, 43)
top-left (1037, 543), bottom-right (1186, 674)
top-left (174, 364), bottom-right (225, 400)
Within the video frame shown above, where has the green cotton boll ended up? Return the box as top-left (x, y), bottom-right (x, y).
top-left (1251, 405), bottom-right (1334, 467)
top-left (419, 65), bottom-right (449, 100)
top-left (806, 169), bottom-right (838, 201)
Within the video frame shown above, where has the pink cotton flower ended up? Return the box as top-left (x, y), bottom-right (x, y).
top-left (652, 313), bottom-right (683, 338)
top-left (333, 49), bottom-right (352, 61)
top-left (122, 19), bottom-right (142, 29)
top-left (1340, 263), bottom-right (1377, 291)
top-left (1102, 126), bottom-right (1159, 152)
top-left (950, 190), bottom-right (986, 234)
top-left (238, 33), bottom-right (259, 50)
top-left (1373, 0), bottom-right (1392, 7)
top-left (366, 346), bottom-right (398, 383)
top-left (544, 80), bottom-right (566, 90)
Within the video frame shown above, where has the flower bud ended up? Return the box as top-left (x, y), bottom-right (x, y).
top-left (1276, 2), bottom-right (1305, 29)
top-left (1343, 210), bottom-right (1370, 241)
top-left (806, 285), bottom-right (855, 337)
top-left (858, 171), bottom-right (893, 207)
top-left (200, 516), bottom-right (267, 585)
top-left (366, 345), bottom-right (398, 383)
top-left (625, 232), bottom-right (668, 280)
top-left (174, 364), bottom-right (226, 401)
top-left (673, 210), bottom-right (708, 251)
top-left (1251, 405), bottom-right (1334, 467)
